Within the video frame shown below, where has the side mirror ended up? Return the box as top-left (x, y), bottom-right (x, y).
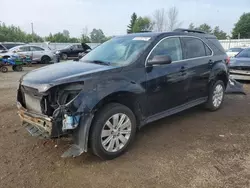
top-left (147, 55), bottom-right (172, 66)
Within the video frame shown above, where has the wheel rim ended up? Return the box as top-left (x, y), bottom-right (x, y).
top-left (212, 84), bottom-right (223, 108)
top-left (62, 54), bottom-right (67, 60)
top-left (101, 113), bottom-right (132, 153)
top-left (1, 67), bottom-right (8, 73)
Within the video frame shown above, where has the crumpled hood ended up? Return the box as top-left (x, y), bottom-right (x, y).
top-left (21, 61), bottom-right (118, 92)
top-left (230, 57), bottom-right (250, 67)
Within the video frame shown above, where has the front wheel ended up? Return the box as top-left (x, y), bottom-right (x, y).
top-left (90, 103), bottom-right (136, 160)
top-left (205, 80), bottom-right (225, 111)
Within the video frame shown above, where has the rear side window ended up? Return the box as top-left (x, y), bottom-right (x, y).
top-left (207, 38), bottom-right (225, 54)
top-left (30, 46), bottom-right (44, 51)
top-left (182, 37), bottom-right (206, 59)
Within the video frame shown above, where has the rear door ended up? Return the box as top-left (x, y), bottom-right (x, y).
top-left (180, 36), bottom-right (213, 101)
top-left (18, 46), bottom-right (32, 57)
top-left (30, 46), bottom-right (45, 61)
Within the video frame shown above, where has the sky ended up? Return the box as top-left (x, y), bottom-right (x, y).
top-left (1, 0), bottom-right (250, 37)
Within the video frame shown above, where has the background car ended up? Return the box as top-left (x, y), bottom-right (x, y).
top-left (0, 44), bottom-right (8, 53)
top-left (226, 47), bottom-right (243, 58)
top-left (2, 45), bottom-right (56, 64)
top-left (56, 43), bottom-right (92, 60)
top-left (229, 48), bottom-right (250, 80)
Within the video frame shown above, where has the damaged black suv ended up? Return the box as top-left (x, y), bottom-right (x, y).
top-left (17, 29), bottom-right (229, 160)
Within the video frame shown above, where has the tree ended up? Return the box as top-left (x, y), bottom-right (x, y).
top-left (197, 23), bottom-right (212, 34)
top-left (188, 23), bottom-right (195, 30)
top-left (153, 8), bottom-right (167, 32)
top-left (90, 29), bottom-right (106, 43)
top-left (132, 17), bottom-right (154, 33)
top-left (232, 13), bottom-right (250, 39)
top-left (167, 7), bottom-right (182, 31)
top-left (213, 26), bottom-right (227, 40)
top-left (80, 27), bottom-right (91, 43)
top-left (127, 13), bottom-right (137, 33)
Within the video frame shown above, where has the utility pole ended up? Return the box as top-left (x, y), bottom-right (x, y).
top-left (31, 22), bottom-right (34, 42)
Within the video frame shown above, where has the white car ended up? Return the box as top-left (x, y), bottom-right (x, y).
top-left (2, 45), bottom-right (56, 64)
top-left (226, 48), bottom-right (243, 58)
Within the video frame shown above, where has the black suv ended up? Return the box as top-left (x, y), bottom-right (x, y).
top-left (55, 43), bottom-right (92, 60)
top-left (17, 29), bottom-right (229, 160)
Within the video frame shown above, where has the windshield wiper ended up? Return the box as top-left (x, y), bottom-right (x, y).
top-left (88, 60), bottom-right (111, 66)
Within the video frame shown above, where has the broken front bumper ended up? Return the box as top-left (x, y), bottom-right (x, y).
top-left (230, 69), bottom-right (250, 81)
top-left (17, 102), bottom-right (54, 138)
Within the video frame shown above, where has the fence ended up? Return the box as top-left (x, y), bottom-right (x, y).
top-left (219, 39), bottom-right (250, 50)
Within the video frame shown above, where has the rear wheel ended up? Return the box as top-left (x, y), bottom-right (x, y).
top-left (90, 103), bottom-right (136, 160)
top-left (205, 80), bottom-right (225, 111)
top-left (41, 56), bottom-right (51, 64)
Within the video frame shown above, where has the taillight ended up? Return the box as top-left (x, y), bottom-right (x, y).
top-left (226, 57), bottom-right (230, 64)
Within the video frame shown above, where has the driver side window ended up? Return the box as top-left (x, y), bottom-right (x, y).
top-left (149, 37), bottom-right (183, 62)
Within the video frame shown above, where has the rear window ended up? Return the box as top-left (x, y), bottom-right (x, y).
top-left (207, 38), bottom-right (225, 54)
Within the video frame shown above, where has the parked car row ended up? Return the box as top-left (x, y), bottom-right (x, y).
top-left (229, 48), bottom-right (250, 80)
top-left (0, 42), bottom-right (94, 63)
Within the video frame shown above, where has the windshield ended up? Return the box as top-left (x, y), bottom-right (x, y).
top-left (81, 36), bottom-right (152, 66)
top-left (236, 48), bottom-right (250, 58)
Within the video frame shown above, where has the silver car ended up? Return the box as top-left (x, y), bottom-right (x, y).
top-left (2, 45), bottom-right (56, 63)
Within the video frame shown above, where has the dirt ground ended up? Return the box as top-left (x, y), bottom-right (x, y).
top-left (0, 66), bottom-right (250, 188)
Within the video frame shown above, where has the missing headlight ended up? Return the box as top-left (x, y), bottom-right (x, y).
top-left (56, 83), bottom-right (84, 106)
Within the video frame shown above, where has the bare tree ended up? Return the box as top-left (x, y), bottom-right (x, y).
top-left (153, 8), bottom-right (167, 32)
top-left (167, 7), bottom-right (182, 31)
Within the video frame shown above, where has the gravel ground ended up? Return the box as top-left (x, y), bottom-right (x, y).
top-left (0, 66), bottom-right (250, 188)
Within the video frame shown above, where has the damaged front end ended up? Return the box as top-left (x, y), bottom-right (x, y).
top-left (17, 82), bottom-right (94, 157)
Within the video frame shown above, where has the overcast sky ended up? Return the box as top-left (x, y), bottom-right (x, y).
top-left (1, 0), bottom-right (250, 37)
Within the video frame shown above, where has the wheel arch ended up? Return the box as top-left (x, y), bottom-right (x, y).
top-left (91, 91), bottom-right (143, 126)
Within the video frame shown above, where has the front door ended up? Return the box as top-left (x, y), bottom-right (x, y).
top-left (145, 37), bottom-right (189, 116)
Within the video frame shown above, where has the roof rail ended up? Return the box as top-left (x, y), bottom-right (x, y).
top-left (174, 28), bottom-right (206, 34)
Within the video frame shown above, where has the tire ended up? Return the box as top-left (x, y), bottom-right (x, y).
top-left (61, 53), bottom-right (67, 60)
top-left (90, 103), bottom-right (136, 160)
top-left (205, 80), bottom-right (225, 111)
top-left (15, 65), bottom-right (23, 72)
top-left (1, 66), bottom-right (8, 73)
top-left (41, 56), bottom-right (51, 64)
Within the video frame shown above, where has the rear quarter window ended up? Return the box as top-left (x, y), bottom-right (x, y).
top-left (206, 38), bottom-right (225, 55)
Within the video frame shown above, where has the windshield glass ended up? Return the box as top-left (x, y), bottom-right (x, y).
top-left (81, 36), bottom-right (152, 66)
